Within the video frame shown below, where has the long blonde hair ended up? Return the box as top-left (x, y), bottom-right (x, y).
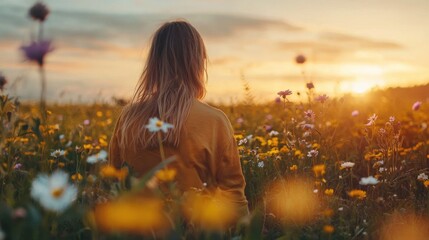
top-left (119, 20), bottom-right (207, 149)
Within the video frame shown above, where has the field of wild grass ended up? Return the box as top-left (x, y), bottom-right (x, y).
top-left (0, 88), bottom-right (428, 239)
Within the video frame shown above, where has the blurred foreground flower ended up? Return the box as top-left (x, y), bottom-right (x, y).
top-left (146, 117), bottom-right (174, 133)
top-left (20, 40), bottom-right (54, 66)
top-left (29, 2), bottom-right (50, 22)
top-left (100, 165), bottom-right (128, 181)
top-left (359, 176), bottom-right (379, 185)
top-left (93, 197), bottom-right (169, 234)
top-left (155, 168), bottom-right (176, 182)
top-left (266, 179), bottom-right (319, 225)
top-left (0, 72), bottom-right (7, 91)
top-left (31, 170), bottom-right (77, 212)
top-left (379, 213), bottom-right (429, 240)
top-left (182, 191), bottom-right (237, 231)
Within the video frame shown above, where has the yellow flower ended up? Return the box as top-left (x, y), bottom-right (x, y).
top-left (294, 150), bottom-right (302, 157)
top-left (323, 225), bottom-right (335, 234)
top-left (71, 173), bottom-right (83, 181)
top-left (280, 146), bottom-right (290, 153)
top-left (424, 180), bottom-right (429, 188)
top-left (93, 197), bottom-right (169, 234)
top-left (322, 208), bottom-right (334, 217)
top-left (155, 168), bottom-right (177, 182)
top-left (313, 164), bottom-right (326, 177)
top-left (348, 189), bottom-right (366, 200)
top-left (100, 165), bottom-right (128, 181)
top-left (96, 111), bottom-right (103, 118)
top-left (290, 165), bottom-right (298, 171)
top-left (58, 162), bottom-right (65, 168)
top-left (312, 143), bottom-right (321, 149)
top-left (83, 144), bottom-right (93, 150)
top-left (324, 188), bottom-right (334, 196)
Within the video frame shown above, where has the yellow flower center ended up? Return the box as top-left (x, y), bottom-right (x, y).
top-left (156, 121), bottom-right (163, 127)
top-left (52, 188), bottom-right (65, 198)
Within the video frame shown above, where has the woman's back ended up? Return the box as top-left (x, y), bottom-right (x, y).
top-left (109, 99), bottom-right (248, 211)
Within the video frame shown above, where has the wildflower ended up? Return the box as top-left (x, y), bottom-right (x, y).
top-left (83, 119), bottom-right (90, 125)
top-left (412, 101), bottom-right (422, 111)
top-left (100, 165), bottom-right (128, 181)
top-left (267, 179), bottom-right (318, 225)
top-left (295, 54), bottom-right (306, 64)
top-left (29, 2), bottom-right (50, 21)
top-left (236, 117), bottom-right (244, 124)
top-left (20, 40), bottom-right (54, 66)
top-left (30, 170), bottom-right (77, 212)
top-left (351, 110), bottom-right (359, 117)
top-left (365, 113), bottom-right (378, 126)
top-left (290, 165), bottom-right (298, 171)
top-left (389, 116), bottom-right (395, 122)
top-left (50, 149), bottom-right (65, 158)
top-left (277, 89), bottom-right (292, 99)
top-left (315, 94), bottom-right (329, 103)
top-left (12, 207), bottom-right (27, 219)
top-left (301, 123), bottom-right (315, 130)
top-left (258, 161), bottom-right (265, 168)
top-left (323, 225), bottom-right (335, 234)
top-left (94, 197), bottom-right (169, 234)
top-left (71, 173), bottom-right (83, 181)
top-left (155, 168), bottom-right (177, 182)
top-left (307, 149), bottom-right (318, 158)
top-left (348, 189), bottom-right (366, 199)
top-left (182, 191), bottom-right (237, 230)
top-left (145, 117), bottom-right (174, 133)
top-left (87, 150), bottom-right (108, 164)
top-left (417, 173), bottom-right (428, 181)
top-left (313, 164), bottom-right (326, 177)
top-left (359, 176), bottom-right (379, 185)
top-left (269, 130), bottom-right (279, 136)
top-left (340, 161), bottom-right (355, 169)
top-left (0, 72), bottom-right (7, 91)
top-left (306, 82), bottom-right (314, 90)
top-left (338, 207), bottom-right (344, 211)
top-left (304, 110), bottom-right (315, 121)
top-left (13, 163), bottom-right (23, 170)
top-left (424, 180), bottom-right (429, 188)
top-left (238, 138), bottom-right (247, 145)
top-left (275, 97), bottom-right (281, 103)
top-left (324, 188), bottom-right (334, 196)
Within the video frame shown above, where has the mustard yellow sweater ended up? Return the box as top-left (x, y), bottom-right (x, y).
top-left (109, 99), bottom-right (249, 214)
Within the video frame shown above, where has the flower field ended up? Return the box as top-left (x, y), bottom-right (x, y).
top-left (0, 87), bottom-right (428, 239)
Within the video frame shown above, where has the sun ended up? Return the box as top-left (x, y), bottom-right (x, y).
top-left (350, 81), bottom-right (374, 94)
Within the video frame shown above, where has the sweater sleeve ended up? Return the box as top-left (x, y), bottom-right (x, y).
top-left (215, 117), bottom-right (249, 216)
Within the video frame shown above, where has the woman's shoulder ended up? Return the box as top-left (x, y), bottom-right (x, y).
top-left (190, 99), bottom-right (230, 124)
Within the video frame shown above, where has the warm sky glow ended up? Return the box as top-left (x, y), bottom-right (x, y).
top-left (0, 0), bottom-right (428, 103)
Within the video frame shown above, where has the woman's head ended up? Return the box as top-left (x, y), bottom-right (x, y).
top-left (120, 20), bottom-right (207, 149)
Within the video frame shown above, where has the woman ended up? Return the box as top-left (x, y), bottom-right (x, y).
top-left (109, 20), bottom-right (248, 216)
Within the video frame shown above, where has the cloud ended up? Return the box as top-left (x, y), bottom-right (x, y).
top-left (319, 32), bottom-right (402, 50)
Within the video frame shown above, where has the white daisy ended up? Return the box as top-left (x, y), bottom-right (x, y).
top-left (50, 149), bottom-right (65, 158)
top-left (258, 161), bottom-right (264, 168)
top-left (417, 173), bottom-right (428, 181)
top-left (359, 176), bottom-right (379, 185)
top-left (31, 170), bottom-right (77, 212)
top-left (145, 117), bottom-right (174, 133)
top-left (341, 162), bottom-right (355, 169)
top-left (87, 150), bottom-right (108, 164)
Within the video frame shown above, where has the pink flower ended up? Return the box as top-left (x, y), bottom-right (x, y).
top-left (295, 54), bottom-right (306, 64)
top-left (315, 94), bottom-right (329, 103)
top-left (366, 114), bottom-right (378, 126)
top-left (277, 89), bottom-right (292, 99)
top-left (351, 110), bottom-right (359, 117)
top-left (304, 109), bottom-right (316, 121)
top-left (275, 97), bottom-right (281, 103)
top-left (20, 40), bottom-right (54, 66)
top-left (412, 101), bottom-right (422, 111)
top-left (306, 82), bottom-right (314, 90)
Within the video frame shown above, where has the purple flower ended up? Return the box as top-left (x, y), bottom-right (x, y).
top-left (29, 2), bottom-right (50, 22)
top-left (315, 94), bottom-right (329, 103)
top-left (83, 119), bottom-right (90, 125)
top-left (236, 117), bottom-right (244, 124)
top-left (0, 72), bottom-right (7, 91)
top-left (295, 54), bottom-right (306, 64)
top-left (351, 110), bottom-right (359, 117)
top-left (274, 97), bottom-right (281, 104)
top-left (277, 89), bottom-right (292, 99)
top-left (366, 113), bottom-right (378, 126)
top-left (412, 101), bottom-right (422, 111)
top-left (306, 82), bottom-right (314, 90)
top-left (20, 40), bottom-right (54, 66)
top-left (13, 163), bottom-right (23, 170)
top-left (304, 109), bottom-right (316, 121)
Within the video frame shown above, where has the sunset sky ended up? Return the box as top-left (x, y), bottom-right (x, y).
top-left (1, 0), bottom-right (428, 103)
